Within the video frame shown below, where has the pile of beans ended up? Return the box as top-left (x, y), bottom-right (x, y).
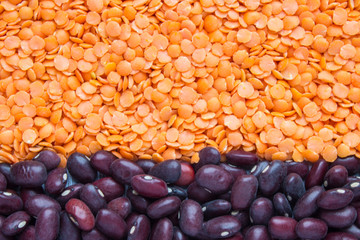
top-left (0, 148), bottom-right (360, 239)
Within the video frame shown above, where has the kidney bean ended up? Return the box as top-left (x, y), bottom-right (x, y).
top-left (226, 150), bottom-right (258, 169)
top-left (268, 216), bottom-right (297, 240)
top-left (65, 199), bottom-right (95, 231)
top-left (57, 183), bottom-right (83, 207)
top-left (173, 226), bottom-right (189, 240)
top-left (196, 165), bottom-right (233, 194)
top-left (231, 211), bottom-right (250, 229)
top-left (244, 225), bottom-right (271, 240)
top-left (45, 168), bottom-right (67, 195)
top-left (250, 161), bottom-right (269, 178)
top-left (305, 159), bottom-right (328, 189)
top-left (202, 199), bottom-right (231, 219)
top-left (19, 188), bottom-right (43, 205)
top-left (150, 218), bottom-right (173, 240)
top-left (35, 208), bottom-right (60, 240)
top-left (293, 186), bottom-right (324, 220)
top-left (95, 209), bottom-right (126, 239)
top-left (149, 160), bottom-right (181, 184)
top-left (33, 150), bottom-right (60, 171)
top-left (296, 218), bottom-right (328, 240)
top-left (219, 191), bottom-right (231, 202)
top-left (195, 147), bottom-right (221, 171)
top-left (93, 177), bottom-right (124, 202)
top-left (179, 199), bottom-right (203, 237)
top-left (0, 173), bottom-right (6, 192)
top-left (325, 232), bottom-right (357, 240)
top-left (175, 161), bottom-right (195, 186)
top-left (259, 160), bottom-right (287, 196)
top-left (168, 186), bottom-right (187, 200)
top-left (224, 232), bottom-right (244, 240)
top-left (0, 191), bottom-right (23, 215)
top-left (67, 153), bottom-right (96, 183)
top-left (107, 197), bottom-right (131, 219)
top-left (273, 193), bottom-right (292, 217)
top-left (10, 161), bottom-right (47, 188)
top-left (187, 182), bottom-right (214, 203)
top-left (285, 160), bottom-right (310, 179)
top-left (356, 208), bottom-right (360, 228)
top-left (126, 188), bottom-right (150, 213)
top-left (127, 214), bottom-right (151, 240)
top-left (89, 150), bottom-right (117, 175)
top-left (344, 181), bottom-right (360, 202)
top-left (249, 197), bottom-right (273, 225)
top-left (131, 174), bottom-right (168, 198)
top-left (81, 228), bottom-right (107, 240)
top-left (345, 225), bottom-right (360, 239)
top-left (219, 163), bottom-right (246, 181)
top-left (111, 159), bottom-right (144, 185)
top-left (147, 196), bottom-right (181, 219)
top-left (1, 211), bottom-right (30, 236)
top-left (319, 206), bottom-right (357, 229)
top-left (58, 211), bottom-right (81, 240)
top-left (317, 188), bottom-right (354, 210)
top-left (231, 175), bottom-right (258, 211)
top-left (18, 225), bottom-right (35, 240)
top-left (136, 159), bottom-right (156, 173)
top-left (283, 173), bottom-right (305, 203)
top-left (324, 165), bottom-right (348, 189)
top-left (79, 184), bottom-right (107, 214)
top-left (203, 215), bottom-right (241, 239)
top-left (331, 156), bottom-right (360, 175)
top-left (25, 194), bottom-right (61, 217)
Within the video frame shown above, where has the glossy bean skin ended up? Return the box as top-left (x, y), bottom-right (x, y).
top-left (293, 186), bottom-right (324, 220)
top-left (150, 218), bottom-right (173, 240)
top-left (218, 191), bottom-right (231, 202)
top-left (317, 188), bottom-right (354, 210)
top-left (93, 177), bottom-right (124, 202)
top-left (19, 188), bottom-right (43, 206)
top-left (25, 194), bottom-right (61, 217)
top-left (0, 191), bottom-right (23, 215)
top-left (65, 199), bottom-right (95, 231)
top-left (203, 215), bottom-right (241, 239)
top-left (10, 161), bottom-right (47, 188)
top-left (147, 196), bottom-right (181, 219)
top-left (58, 211), bottom-right (81, 240)
top-left (149, 160), bottom-right (181, 184)
top-left (325, 232), bottom-right (357, 240)
top-left (131, 174), bottom-right (168, 198)
top-left (179, 199), bottom-right (203, 237)
top-left (67, 153), bottom-right (96, 183)
top-left (173, 226), bottom-right (189, 240)
top-left (187, 182), bottom-right (214, 203)
top-left (344, 181), bottom-right (360, 202)
top-left (283, 173), bottom-right (305, 203)
top-left (127, 214), bottom-right (151, 240)
top-left (107, 197), bottom-right (131, 219)
top-left (356, 208), bottom-right (360, 228)
top-left (136, 159), bottom-right (156, 174)
top-left (35, 208), bottom-right (60, 240)
top-left (273, 193), bottom-right (292, 217)
top-left (231, 211), bottom-right (250, 229)
top-left (345, 224), bottom-right (360, 239)
top-left (81, 229), bottom-right (107, 240)
top-left (226, 150), bottom-right (258, 169)
top-left (224, 232), bottom-right (244, 240)
top-left (244, 225), bottom-right (271, 240)
top-left (202, 199), bottom-right (231, 219)
top-left (285, 161), bottom-right (310, 179)
top-left (126, 188), bottom-right (150, 213)
top-left (250, 161), bottom-right (269, 178)
top-left (79, 184), bottom-right (107, 214)
top-left (111, 159), bottom-right (144, 185)
top-left (324, 165), bottom-right (348, 189)
top-left (95, 209), bottom-right (127, 239)
top-left (56, 183), bottom-right (83, 207)
top-left (168, 186), bottom-right (187, 200)
top-left (17, 225), bottom-right (35, 240)
top-left (268, 216), bottom-right (297, 240)
top-left (89, 150), bottom-right (117, 175)
top-left (33, 150), bottom-right (60, 171)
top-left (305, 159), bottom-right (328, 189)
top-left (331, 156), bottom-right (360, 175)
top-left (0, 173), bottom-right (6, 191)
top-left (1, 211), bottom-right (30, 236)
top-left (249, 197), bottom-right (273, 225)
top-left (296, 218), bottom-right (328, 240)
top-left (231, 175), bottom-right (258, 210)
top-left (219, 163), bottom-right (246, 181)
top-left (196, 165), bottom-right (233, 194)
top-left (195, 147), bottom-right (221, 171)
top-left (259, 160), bottom-right (287, 196)
top-left (45, 168), bottom-right (67, 195)
top-left (175, 162), bottom-right (195, 187)
top-left (319, 206), bottom-right (357, 229)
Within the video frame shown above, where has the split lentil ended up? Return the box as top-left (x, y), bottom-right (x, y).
top-left (0, 0), bottom-right (360, 163)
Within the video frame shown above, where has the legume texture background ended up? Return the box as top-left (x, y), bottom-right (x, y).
top-left (0, 0), bottom-right (360, 166)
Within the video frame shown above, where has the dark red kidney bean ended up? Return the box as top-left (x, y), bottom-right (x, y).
top-left (317, 188), bottom-right (354, 210)
top-left (231, 175), bottom-right (258, 210)
top-left (224, 232), bottom-right (244, 240)
top-left (226, 150), bottom-right (258, 169)
top-left (293, 186), bottom-right (324, 220)
top-left (168, 210), bottom-right (179, 226)
top-left (33, 150), bottom-right (60, 171)
top-left (35, 208), bottom-right (60, 240)
top-left (131, 174), bottom-right (168, 198)
top-left (296, 218), bottom-right (328, 240)
top-left (196, 165), bottom-right (232, 194)
top-left (168, 186), bottom-right (187, 200)
top-left (81, 228), bottom-right (107, 240)
top-left (10, 161), bottom-right (47, 188)
top-left (249, 197), bottom-right (273, 225)
top-left (136, 159), bottom-right (156, 173)
top-left (149, 160), bottom-right (181, 184)
top-left (79, 184), bottom-right (107, 214)
top-left (219, 191), bottom-right (231, 201)
top-left (58, 211), bottom-right (81, 240)
top-left (150, 218), bottom-right (173, 240)
top-left (219, 163), bottom-right (246, 181)
top-left (45, 168), bottom-right (67, 195)
top-left (67, 152), bottom-right (96, 183)
top-left (147, 196), bottom-right (181, 219)
top-left (283, 173), bottom-right (305, 203)
top-left (127, 214), bottom-right (151, 240)
top-left (344, 181), bottom-right (360, 202)
top-left (179, 199), bottom-right (203, 237)
top-left (285, 160), bottom-right (310, 179)
top-left (24, 194), bottom-right (61, 217)
top-left (325, 232), bottom-right (357, 240)
top-left (331, 156), bottom-right (360, 175)
top-left (173, 226), bottom-right (189, 240)
top-left (0, 191), bottom-right (23, 215)
top-left (231, 211), bottom-right (250, 229)
top-left (202, 199), bottom-right (231, 219)
top-left (345, 225), bottom-right (360, 239)
top-left (93, 177), bottom-right (124, 202)
top-left (273, 193), bottom-right (292, 217)
top-left (195, 147), bottom-right (221, 171)
top-left (324, 165), bottom-right (348, 189)
top-left (89, 150), bottom-right (117, 175)
top-left (319, 206), bottom-right (357, 229)
top-left (126, 188), bottom-right (150, 213)
top-left (0, 173), bottom-right (6, 192)
top-left (17, 226), bottom-right (35, 240)
top-left (244, 225), bottom-right (271, 240)
top-left (305, 159), bottom-right (328, 189)
top-left (175, 161), bottom-right (195, 186)
top-left (250, 161), bottom-right (269, 178)
top-left (268, 216), bottom-right (297, 240)
top-left (56, 183), bottom-right (83, 207)
top-left (107, 197), bottom-right (131, 219)
top-left (19, 188), bottom-right (43, 205)
top-left (187, 182), bottom-right (214, 203)
top-left (111, 159), bottom-right (144, 185)
top-left (95, 209), bottom-right (126, 239)
top-left (356, 207), bottom-right (360, 228)
top-left (1, 211), bottom-right (30, 236)
top-left (65, 198), bottom-right (95, 231)
top-left (259, 160), bottom-right (287, 196)
top-left (203, 215), bottom-right (241, 239)
top-left (0, 216), bottom-right (4, 228)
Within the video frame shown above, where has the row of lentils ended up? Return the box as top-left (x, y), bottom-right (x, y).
top-left (0, 148), bottom-right (360, 239)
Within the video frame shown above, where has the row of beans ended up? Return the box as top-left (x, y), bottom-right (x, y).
top-left (0, 148), bottom-right (360, 239)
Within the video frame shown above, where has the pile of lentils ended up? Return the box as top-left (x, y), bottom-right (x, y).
top-left (1, 148), bottom-right (360, 239)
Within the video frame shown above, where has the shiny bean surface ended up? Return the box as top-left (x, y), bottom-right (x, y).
top-left (25, 194), bottom-right (61, 217)
top-left (293, 186), bottom-right (324, 220)
top-left (331, 156), bottom-right (360, 175)
top-left (58, 211), bottom-right (81, 240)
top-left (127, 214), bottom-right (151, 240)
top-left (89, 150), bottom-right (117, 175)
top-left (285, 161), bottom-right (310, 179)
top-left (57, 183), bottom-right (83, 207)
top-left (226, 150), bottom-right (258, 169)
top-left (249, 197), bottom-right (273, 225)
top-left (35, 208), bottom-right (60, 240)
top-left (344, 181), bottom-right (360, 202)
top-left (195, 147), bottom-right (221, 171)
top-left (20, 187), bottom-right (42, 206)
top-left (33, 150), bottom-right (60, 171)
top-left (325, 232), bottom-right (357, 240)
top-left (250, 161), bottom-right (269, 178)
top-left (196, 165), bottom-right (232, 194)
top-left (202, 199), bottom-right (231, 219)
top-left (131, 174), bottom-right (168, 198)
top-left (107, 197), bottom-right (131, 219)
top-left (17, 226), bottom-right (35, 240)
top-left (45, 168), bottom-right (67, 195)
top-left (296, 218), bottom-right (328, 240)
top-left (231, 211), bottom-right (250, 229)
top-left (245, 225), bottom-right (271, 240)
top-left (305, 159), bottom-right (328, 189)
top-left (283, 173), bottom-right (305, 203)
top-left (93, 177), bottom-right (124, 202)
top-left (187, 182), bottom-right (214, 203)
top-left (179, 199), bottom-right (203, 237)
top-left (10, 161), bottom-right (47, 188)
top-left (79, 184), bottom-right (107, 214)
top-left (268, 216), bottom-right (297, 240)
top-left (0, 173), bottom-right (6, 191)
top-left (203, 215), bottom-right (241, 239)
top-left (0, 191), bottom-right (23, 215)
top-left (81, 228), bottom-right (107, 240)
top-left (259, 160), bottom-right (287, 196)
top-left (173, 226), bottom-right (189, 240)
top-left (111, 159), bottom-right (144, 185)
top-left (126, 188), bottom-right (150, 213)
top-left (219, 163), bottom-right (246, 181)
top-left (273, 193), bottom-right (292, 217)
top-left (1, 211), bottom-right (30, 236)
top-left (175, 162), bottom-right (195, 186)
top-left (65, 199), bottom-right (95, 231)
top-left (150, 218), bottom-right (173, 240)
top-left (147, 196), bottom-right (181, 219)
top-left (168, 186), bottom-right (188, 200)
top-left (324, 165), bottom-right (348, 189)
top-left (136, 159), bottom-right (156, 174)
top-left (66, 153), bottom-right (96, 183)
top-left (319, 206), bottom-right (357, 229)
top-left (149, 160), bottom-right (181, 183)
top-left (231, 175), bottom-right (258, 210)
top-left (95, 209), bottom-right (127, 239)
top-left (317, 188), bottom-right (354, 210)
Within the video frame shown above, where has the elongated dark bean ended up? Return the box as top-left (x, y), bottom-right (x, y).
top-left (231, 210), bottom-right (249, 229)
top-left (296, 218), bottom-right (328, 240)
top-left (33, 150), bottom-right (60, 171)
top-left (356, 207), bottom-right (360, 228)
top-left (345, 225), bottom-right (360, 239)
top-left (344, 181), bottom-right (360, 202)
top-left (111, 159), bottom-right (144, 185)
top-left (195, 147), bottom-right (221, 171)
top-left (231, 175), bottom-right (258, 210)
top-left (179, 199), bottom-right (203, 237)
top-left (65, 199), bottom-right (95, 231)
top-left (95, 209), bottom-right (127, 239)
top-left (317, 188), bottom-right (354, 210)
top-left (259, 160), bottom-right (287, 196)
top-left (203, 215), bottom-right (241, 239)
top-left (226, 150), bottom-right (258, 169)
top-left (293, 186), bottom-right (324, 220)
top-left (187, 182), bottom-right (214, 203)
top-left (1, 211), bottom-right (30, 236)
top-left (137, 159), bottom-right (156, 174)
top-left (202, 199), bottom-right (231, 219)
top-left (127, 214), bottom-right (151, 240)
top-left (168, 185), bottom-right (187, 200)
top-left (107, 197), bottom-right (131, 219)
top-left (25, 194), bottom-right (61, 217)
top-left (89, 150), bottom-right (117, 175)
top-left (0, 173), bottom-right (6, 191)
top-left (66, 153), bottom-right (96, 183)
top-left (325, 232), bottom-right (357, 240)
top-left (17, 226), bottom-right (35, 240)
top-left (93, 177), bottom-right (124, 202)
top-left (331, 156), bottom-right (360, 175)
top-left (283, 173), bottom-right (305, 203)
top-left (219, 163), bottom-right (246, 181)
top-left (249, 197), bottom-right (273, 225)
top-left (147, 196), bottom-right (181, 219)
top-left (175, 161), bottom-right (195, 187)
top-left (0, 191), bottom-right (23, 215)
top-left (56, 183), bottom-right (83, 207)
top-left (79, 184), bottom-right (107, 214)
top-left (20, 188), bottom-right (43, 206)
top-left (173, 226), bottom-right (189, 240)
top-left (285, 161), bottom-right (310, 179)
top-left (196, 165), bottom-right (233, 194)
top-left (324, 165), bottom-right (348, 189)
top-left (149, 160), bottom-right (181, 183)
top-left (35, 208), bottom-right (60, 240)
top-left (224, 232), bottom-right (244, 240)
top-left (150, 218), bottom-right (173, 240)
top-left (58, 211), bottom-right (81, 240)
top-left (81, 228), bottom-right (107, 240)
top-left (305, 159), bottom-right (328, 189)
top-left (10, 161), bottom-right (47, 188)
top-left (268, 216), bottom-right (297, 240)
top-left (131, 174), bottom-right (168, 198)
top-left (245, 225), bottom-right (271, 240)
top-left (250, 161), bottom-right (269, 178)
top-left (319, 206), bottom-right (357, 229)
top-left (273, 193), bottom-right (292, 217)
top-left (45, 168), bottom-right (67, 195)
top-left (126, 188), bottom-right (150, 213)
